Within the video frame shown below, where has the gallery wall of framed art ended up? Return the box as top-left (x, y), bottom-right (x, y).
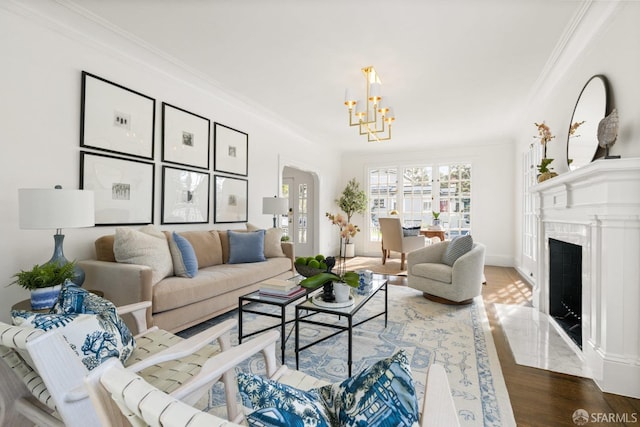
top-left (78, 71), bottom-right (250, 226)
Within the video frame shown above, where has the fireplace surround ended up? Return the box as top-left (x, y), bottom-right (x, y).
top-left (531, 158), bottom-right (640, 398)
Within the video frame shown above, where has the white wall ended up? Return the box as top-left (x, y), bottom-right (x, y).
top-left (337, 140), bottom-right (516, 267)
top-left (513, 2), bottom-right (640, 282)
top-left (0, 3), bottom-right (341, 323)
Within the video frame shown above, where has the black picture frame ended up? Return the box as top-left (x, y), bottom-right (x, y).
top-left (214, 122), bottom-right (248, 176)
top-left (80, 71), bottom-right (155, 160)
top-left (80, 151), bottom-right (155, 226)
top-left (162, 103), bottom-right (211, 170)
top-left (214, 175), bottom-right (248, 223)
top-left (161, 166), bottom-right (210, 224)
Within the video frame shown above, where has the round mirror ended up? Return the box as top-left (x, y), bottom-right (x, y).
top-left (567, 75), bottom-right (608, 171)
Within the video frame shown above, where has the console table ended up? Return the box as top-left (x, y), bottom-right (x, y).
top-left (420, 229), bottom-right (445, 241)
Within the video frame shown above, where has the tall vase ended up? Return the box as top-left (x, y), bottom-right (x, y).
top-left (344, 243), bottom-right (355, 258)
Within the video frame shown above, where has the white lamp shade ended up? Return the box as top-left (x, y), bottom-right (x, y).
top-left (19, 188), bottom-right (95, 229)
top-left (262, 197), bottom-right (289, 215)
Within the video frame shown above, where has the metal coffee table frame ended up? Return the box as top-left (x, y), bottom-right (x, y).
top-left (295, 277), bottom-right (388, 377)
top-left (238, 275), bottom-right (319, 363)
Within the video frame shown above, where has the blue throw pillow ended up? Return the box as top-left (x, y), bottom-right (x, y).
top-left (169, 232), bottom-right (198, 278)
top-left (442, 234), bottom-right (474, 266)
top-left (228, 230), bottom-right (266, 264)
top-left (237, 350), bottom-right (419, 427)
top-left (402, 226), bottom-right (421, 237)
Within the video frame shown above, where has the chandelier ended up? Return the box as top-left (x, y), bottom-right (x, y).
top-left (344, 66), bottom-right (395, 142)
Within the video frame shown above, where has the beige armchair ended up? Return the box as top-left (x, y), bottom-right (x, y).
top-left (407, 240), bottom-right (486, 304)
top-left (379, 217), bottom-right (426, 270)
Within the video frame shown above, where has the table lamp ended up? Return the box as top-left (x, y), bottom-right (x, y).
top-left (262, 196), bottom-right (289, 228)
top-left (18, 186), bottom-right (95, 285)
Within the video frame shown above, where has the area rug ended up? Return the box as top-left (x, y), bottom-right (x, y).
top-left (345, 255), bottom-right (408, 276)
top-left (182, 285), bottom-right (515, 427)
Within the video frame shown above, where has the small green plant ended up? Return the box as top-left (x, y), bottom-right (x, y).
top-left (9, 261), bottom-right (76, 290)
top-left (280, 235), bottom-right (290, 242)
top-left (432, 211), bottom-right (440, 220)
top-left (537, 158), bottom-right (554, 174)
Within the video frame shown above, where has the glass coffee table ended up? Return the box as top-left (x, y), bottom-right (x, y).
top-left (238, 275), bottom-right (321, 363)
top-left (295, 276), bottom-right (388, 376)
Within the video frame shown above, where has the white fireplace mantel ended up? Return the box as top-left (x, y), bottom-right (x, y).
top-left (531, 158), bottom-right (640, 398)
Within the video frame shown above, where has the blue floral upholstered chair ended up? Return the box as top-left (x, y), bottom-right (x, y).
top-left (0, 285), bottom-right (237, 427)
top-left (85, 329), bottom-right (461, 427)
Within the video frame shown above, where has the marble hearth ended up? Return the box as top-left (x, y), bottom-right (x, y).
top-left (531, 158), bottom-right (640, 398)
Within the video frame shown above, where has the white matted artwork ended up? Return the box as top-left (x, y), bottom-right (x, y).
top-left (162, 166), bottom-right (210, 224)
top-left (80, 151), bottom-right (154, 225)
top-left (214, 175), bottom-right (248, 223)
top-left (162, 103), bottom-right (211, 169)
top-left (80, 71), bottom-right (156, 160)
top-left (214, 122), bottom-right (248, 176)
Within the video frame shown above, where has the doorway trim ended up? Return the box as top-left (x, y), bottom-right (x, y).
top-left (278, 155), bottom-right (320, 256)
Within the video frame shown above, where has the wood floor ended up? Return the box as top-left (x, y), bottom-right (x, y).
top-left (390, 266), bottom-right (640, 426)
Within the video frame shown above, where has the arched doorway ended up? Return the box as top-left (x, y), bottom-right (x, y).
top-left (281, 165), bottom-right (318, 257)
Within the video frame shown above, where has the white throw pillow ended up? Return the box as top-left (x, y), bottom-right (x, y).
top-left (114, 225), bottom-right (173, 285)
top-left (246, 223), bottom-right (286, 258)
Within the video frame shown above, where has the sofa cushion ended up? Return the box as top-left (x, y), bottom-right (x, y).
top-left (442, 235), bottom-right (473, 266)
top-left (178, 230), bottom-right (223, 268)
top-left (94, 234), bottom-right (116, 262)
top-left (228, 230), bottom-right (266, 264)
top-left (114, 226), bottom-right (173, 285)
top-left (246, 223), bottom-right (286, 258)
top-left (218, 229), bottom-right (248, 264)
top-left (152, 258), bottom-right (292, 313)
top-left (168, 232), bottom-right (198, 278)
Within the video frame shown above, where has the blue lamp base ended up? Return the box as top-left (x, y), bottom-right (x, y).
top-left (48, 233), bottom-right (84, 286)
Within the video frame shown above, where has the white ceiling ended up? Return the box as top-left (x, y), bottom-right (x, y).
top-left (62, 0), bottom-right (586, 152)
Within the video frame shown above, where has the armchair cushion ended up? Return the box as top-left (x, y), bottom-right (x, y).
top-left (238, 349), bottom-right (419, 427)
top-left (442, 235), bottom-right (473, 266)
top-left (412, 262), bottom-right (452, 283)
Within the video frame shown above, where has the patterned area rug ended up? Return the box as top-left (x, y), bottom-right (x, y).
top-left (180, 285), bottom-right (515, 427)
top-left (345, 255), bottom-right (407, 276)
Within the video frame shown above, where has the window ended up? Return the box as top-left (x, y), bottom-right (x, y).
top-left (368, 163), bottom-right (472, 241)
top-left (297, 183), bottom-right (308, 244)
top-left (523, 143), bottom-right (542, 261)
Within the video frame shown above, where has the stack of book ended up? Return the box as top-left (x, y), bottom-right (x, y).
top-left (259, 278), bottom-right (305, 298)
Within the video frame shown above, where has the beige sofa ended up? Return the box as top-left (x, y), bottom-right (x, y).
top-left (78, 228), bottom-right (294, 333)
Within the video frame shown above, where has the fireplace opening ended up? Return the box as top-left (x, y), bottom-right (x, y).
top-left (549, 238), bottom-right (582, 349)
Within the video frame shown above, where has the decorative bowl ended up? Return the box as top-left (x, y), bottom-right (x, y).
top-left (294, 264), bottom-right (326, 278)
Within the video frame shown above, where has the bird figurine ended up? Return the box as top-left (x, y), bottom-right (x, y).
top-left (597, 108), bottom-right (620, 159)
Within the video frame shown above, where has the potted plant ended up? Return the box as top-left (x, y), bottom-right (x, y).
top-left (9, 261), bottom-right (76, 309)
top-left (534, 121), bottom-right (558, 183)
top-left (537, 158), bottom-right (557, 182)
top-left (432, 211), bottom-right (441, 228)
top-left (336, 178), bottom-right (367, 257)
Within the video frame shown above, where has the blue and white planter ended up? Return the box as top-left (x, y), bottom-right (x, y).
top-left (30, 284), bottom-right (63, 310)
